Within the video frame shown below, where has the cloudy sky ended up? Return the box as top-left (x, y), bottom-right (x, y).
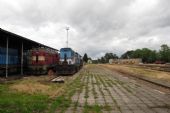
top-left (0, 0), bottom-right (170, 59)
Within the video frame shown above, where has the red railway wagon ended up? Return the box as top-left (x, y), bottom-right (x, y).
top-left (26, 47), bottom-right (59, 75)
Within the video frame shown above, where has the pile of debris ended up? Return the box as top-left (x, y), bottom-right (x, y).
top-left (51, 76), bottom-right (64, 83)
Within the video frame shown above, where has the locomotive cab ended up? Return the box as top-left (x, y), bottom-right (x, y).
top-left (26, 47), bottom-right (59, 75)
top-left (55, 48), bottom-right (82, 75)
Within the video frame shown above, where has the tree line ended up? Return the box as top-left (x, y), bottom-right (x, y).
top-left (121, 44), bottom-right (170, 63)
top-left (83, 44), bottom-right (170, 64)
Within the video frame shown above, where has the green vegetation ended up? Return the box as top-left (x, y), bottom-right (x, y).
top-left (2, 64), bottom-right (160, 113)
top-left (97, 53), bottom-right (118, 63)
top-left (96, 44), bottom-right (170, 63)
top-left (0, 84), bottom-right (48, 113)
top-left (83, 53), bottom-right (88, 63)
top-left (0, 73), bottom-right (83, 113)
top-left (83, 104), bottom-right (102, 113)
top-left (49, 73), bottom-right (84, 113)
top-left (121, 44), bottom-right (170, 63)
top-left (49, 96), bottom-right (71, 113)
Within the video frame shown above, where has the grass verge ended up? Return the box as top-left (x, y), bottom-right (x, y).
top-left (0, 84), bottom-right (48, 113)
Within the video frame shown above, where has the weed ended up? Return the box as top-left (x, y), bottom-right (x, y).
top-left (83, 104), bottom-right (102, 113)
top-left (102, 105), bottom-right (112, 111)
top-left (106, 81), bottom-right (113, 87)
top-left (49, 96), bottom-right (71, 113)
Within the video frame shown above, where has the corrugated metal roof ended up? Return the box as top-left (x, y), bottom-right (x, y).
top-left (0, 28), bottom-right (58, 51)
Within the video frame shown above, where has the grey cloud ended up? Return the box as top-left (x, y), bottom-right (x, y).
top-left (0, 0), bottom-right (170, 59)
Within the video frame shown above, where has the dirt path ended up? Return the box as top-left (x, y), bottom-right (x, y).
top-left (58, 64), bottom-right (170, 113)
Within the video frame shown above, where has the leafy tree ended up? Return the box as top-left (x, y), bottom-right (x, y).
top-left (132, 48), bottom-right (157, 63)
top-left (97, 53), bottom-right (118, 64)
top-left (149, 50), bottom-right (157, 63)
top-left (159, 44), bottom-right (170, 62)
top-left (83, 53), bottom-right (88, 63)
top-left (97, 58), bottom-right (101, 63)
top-left (134, 48), bottom-right (157, 63)
top-left (121, 50), bottom-right (134, 59)
top-left (141, 48), bottom-right (152, 63)
top-left (97, 44), bottom-right (170, 64)
top-left (100, 57), bottom-right (106, 63)
top-left (133, 49), bottom-right (142, 58)
top-left (120, 44), bottom-right (170, 63)
top-left (92, 60), bottom-right (98, 64)
top-left (156, 52), bottom-right (161, 61)
top-left (104, 53), bottom-right (118, 63)
top-left (88, 57), bottom-right (92, 60)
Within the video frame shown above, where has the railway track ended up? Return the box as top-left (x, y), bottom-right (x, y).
top-left (125, 64), bottom-right (170, 89)
top-left (134, 64), bottom-right (170, 72)
top-left (102, 64), bottom-right (170, 92)
top-left (124, 71), bottom-right (170, 89)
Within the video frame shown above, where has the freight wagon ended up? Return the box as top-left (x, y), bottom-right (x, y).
top-left (0, 47), bottom-right (18, 75)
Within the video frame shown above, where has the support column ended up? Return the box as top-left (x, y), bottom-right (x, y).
top-left (21, 42), bottom-right (23, 75)
top-left (6, 37), bottom-right (8, 78)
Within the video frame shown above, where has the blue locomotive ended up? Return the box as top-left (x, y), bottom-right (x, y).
top-left (55, 48), bottom-right (83, 75)
top-left (0, 47), bottom-right (18, 75)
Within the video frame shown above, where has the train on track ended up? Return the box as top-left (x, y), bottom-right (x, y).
top-left (27, 47), bottom-right (83, 75)
top-left (25, 47), bottom-right (60, 75)
top-left (55, 47), bottom-right (83, 75)
top-left (0, 46), bottom-right (83, 76)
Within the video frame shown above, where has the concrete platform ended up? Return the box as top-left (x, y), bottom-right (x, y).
top-left (65, 65), bottom-right (170, 113)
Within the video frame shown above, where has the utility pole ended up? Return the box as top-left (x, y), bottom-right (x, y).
top-left (66, 27), bottom-right (69, 48)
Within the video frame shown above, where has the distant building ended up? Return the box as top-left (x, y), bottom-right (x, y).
top-left (109, 58), bottom-right (142, 64)
top-left (88, 60), bottom-right (92, 64)
top-left (109, 59), bottom-right (113, 64)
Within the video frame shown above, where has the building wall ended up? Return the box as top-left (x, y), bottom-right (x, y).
top-left (88, 60), bottom-right (92, 64)
top-left (109, 58), bottom-right (142, 64)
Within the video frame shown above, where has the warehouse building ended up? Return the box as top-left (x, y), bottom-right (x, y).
top-left (0, 28), bottom-right (57, 77)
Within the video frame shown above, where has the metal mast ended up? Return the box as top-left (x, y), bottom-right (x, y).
top-left (66, 27), bottom-right (69, 48)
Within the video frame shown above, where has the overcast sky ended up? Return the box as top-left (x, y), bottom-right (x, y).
top-left (0, 0), bottom-right (170, 59)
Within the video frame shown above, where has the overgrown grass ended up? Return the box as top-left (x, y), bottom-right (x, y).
top-left (0, 72), bottom-right (83, 113)
top-left (49, 96), bottom-right (71, 113)
top-left (83, 104), bottom-right (102, 113)
top-left (103, 64), bottom-right (170, 82)
top-left (0, 84), bottom-right (48, 113)
top-left (49, 72), bottom-right (84, 113)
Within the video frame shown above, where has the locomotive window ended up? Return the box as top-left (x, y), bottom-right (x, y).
top-left (36, 55), bottom-right (38, 63)
top-left (71, 51), bottom-right (74, 56)
top-left (38, 56), bottom-right (45, 61)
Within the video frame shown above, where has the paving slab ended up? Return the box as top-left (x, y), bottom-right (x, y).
top-left (65, 65), bottom-right (170, 113)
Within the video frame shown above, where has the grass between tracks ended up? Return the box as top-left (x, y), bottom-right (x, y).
top-left (102, 64), bottom-right (170, 83)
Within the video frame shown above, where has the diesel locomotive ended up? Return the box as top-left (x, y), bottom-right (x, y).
top-left (26, 47), bottom-right (59, 75)
top-left (55, 47), bottom-right (83, 75)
